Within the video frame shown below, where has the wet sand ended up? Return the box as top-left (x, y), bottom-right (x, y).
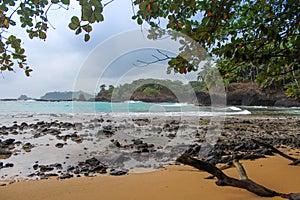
top-left (1, 153), bottom-right (299, 200)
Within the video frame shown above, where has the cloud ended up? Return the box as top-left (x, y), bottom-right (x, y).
top-left (0, 1), bottom-right (204, 99)
top-left (0, 0), bottom-right (140, 98)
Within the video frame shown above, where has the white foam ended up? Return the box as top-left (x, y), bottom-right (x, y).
top-left (228, 106), bottom-right (242, 111)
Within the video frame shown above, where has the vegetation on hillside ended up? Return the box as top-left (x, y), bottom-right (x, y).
top-left (96, 79), bottom-right (199, 102)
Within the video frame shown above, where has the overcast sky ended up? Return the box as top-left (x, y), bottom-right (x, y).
top-left (0, 0), bottom-right (200, 99)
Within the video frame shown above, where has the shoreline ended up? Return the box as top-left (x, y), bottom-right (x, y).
top-left (1, 114), bottom-right (299, 180)
top-left (0, 113), bottom-right (299, 199)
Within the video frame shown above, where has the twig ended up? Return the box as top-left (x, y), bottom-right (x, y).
top-left (205, 161), bottom-right (233, 179)
top-left (104, 0), bottom-right (115, 7)
top-left (134, 49), bottom-right (174, 67)
top-left (130, 0), bottom-right (136, 16)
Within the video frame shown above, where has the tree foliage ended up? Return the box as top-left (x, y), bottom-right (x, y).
top-left (0, 0), bottom-right (107, 76)
top-left (96, 79), bottom-right (197, 102)
top-left (0, 0), bottom-right (299, 98)
top-left (132, 0), bottom-right (299, 98)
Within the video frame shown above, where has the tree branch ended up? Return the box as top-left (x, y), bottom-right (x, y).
top-left (176, 154), bottom-right (280, 197)
top-left (252, 139), bottom-right (300, 165)
top-left (134, 49), bottom-right (174, 67)
top-left (176, 154), bottom-right (300, 199)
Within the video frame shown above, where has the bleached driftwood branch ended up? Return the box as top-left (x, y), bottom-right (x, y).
top-left (176, 154), bottom-right (300, 199)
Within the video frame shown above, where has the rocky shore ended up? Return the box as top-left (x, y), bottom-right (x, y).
top-left (0, 114), bottom-right (299, 183)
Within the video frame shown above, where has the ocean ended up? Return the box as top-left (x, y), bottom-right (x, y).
top-left (0, 100), bottom-right (299, 181)
top-left (0, 100), bottom-right (252, 116)
top-left (0, 100), bottom-right (299, 116)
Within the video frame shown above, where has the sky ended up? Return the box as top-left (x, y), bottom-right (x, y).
top-left (0, 0), bottom-right (200, 99)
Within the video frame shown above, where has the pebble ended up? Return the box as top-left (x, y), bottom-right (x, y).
top-left (0, 116), bottom-right (299, 182)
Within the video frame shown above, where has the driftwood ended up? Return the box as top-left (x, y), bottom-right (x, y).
top-left (252, 139), bottom-right (300, 165)
top-left (205, 161), bottom-right (234, 179)
top-left (176, 153), bottom-right (300, 199)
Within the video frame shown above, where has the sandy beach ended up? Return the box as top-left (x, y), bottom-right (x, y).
top-left (0, 153), bottom-right (299, 200)
top-left (0, 113), bottom-right (299, 199)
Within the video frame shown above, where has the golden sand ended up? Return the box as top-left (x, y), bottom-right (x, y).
top-left (0, 153), bottom-right (299, 200)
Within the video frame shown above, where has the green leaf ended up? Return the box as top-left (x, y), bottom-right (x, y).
top-left (19, 48), bottom-right (25, 54)
top-left (51, 0), bottom-right (59, 3)
top-left (75, 27), bottom-right (82, 35)
top-left (41, 23), bottom-right (47, 30)
top-left (61, 0), bottom-right (70, 5)
top-left (39, 31), bottom-right (47, 39)
top-left (82, 24), bottom-right (92, 32)
top-left (137, 17), bottom-right (143, 25)
top-left (68, 22), bottom-right (78, 30)
top-left (84, 34), bottom-right (90, 42)
top-left (71, 16), bottom-right (80, 26)
top-left (89, 14), bottom-right (96, 23)
top-left (82, 6), bottom-right (92, 21)
top-left (179, 39), bottom-right (185, 45)
top-left (94, 12), bottom-right (104, 22)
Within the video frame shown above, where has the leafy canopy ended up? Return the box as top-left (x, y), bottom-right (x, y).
top-left (0, 0), bottom-right (299, 97)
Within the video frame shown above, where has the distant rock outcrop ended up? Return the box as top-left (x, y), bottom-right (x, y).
top-left (17, 95), bottom-right (32, 101)
top-left (94, 79), bottom-right (299, 107)
top-left (196, 82), bottom-right (300, 107)
top-left (40, 91), bottom-right (93, 101)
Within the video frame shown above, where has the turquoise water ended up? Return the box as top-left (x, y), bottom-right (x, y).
top-left (0, 100), bottom-right (299, 116)
top-left (240, 106), bottom-right (300, 116)
top-left (0, 100), bottom-right (250, 116)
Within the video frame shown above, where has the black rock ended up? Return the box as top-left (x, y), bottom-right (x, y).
top-left (53, 163), bottom-right (63, 169)
top-left (33, 164), bottom-right (39, 170)
top-left (55, 143), bottom-right (64, 148)
top-left (2, 139), bottom-right (15, 146)
top-left (20, 122), bottom-right (28, 127)
top-left (73, 169), bottom-right (80, 174)
top-left (41, 128), bottom-right (48, 133)
top-left (115, 141), bottom-right (121, 148)
top-left (67, 166), bottom-right (75, 171)
top-left (85, 157), bottom-right (100, 167)
top-left (109, 169), bottom-right (128, 176)
top-left (163, 124), bottom-right (170, 130)
top-left (90, 165), bottom-right (107, 174)
top-left (133, 139), bottom-right (143, 145)
top-left (48, 129), bottom-right (61, 135)
top-left (4, 163), bottom-right (14, 168)
top-left (141, 148), bottom-right (149, 153)
top-left (39, 165), bottom-right (54, 172)
top-left (22, 142), bottom-right (34, 152)
top-left (137, 143), bottom-right (148, 149)
top-left (60, 173), bottom-right (74, 179)
top-left (167, 134), bottom-right (176, 139)
top-left (0, 148), bottom-right (12, 156)
top-left (44, 173), bottom-right (59, 178)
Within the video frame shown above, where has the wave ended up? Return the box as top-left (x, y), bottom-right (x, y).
top-left (242, 106), bottom-right (268, 109)
top-left (226, 110), bottom-right (251, 115)
top-left (123, 100), bottom-right (144, 104)
top-left (161, 103), bottom-right (191, 107)
top-left (228, 106), bottom-right (242, 111)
